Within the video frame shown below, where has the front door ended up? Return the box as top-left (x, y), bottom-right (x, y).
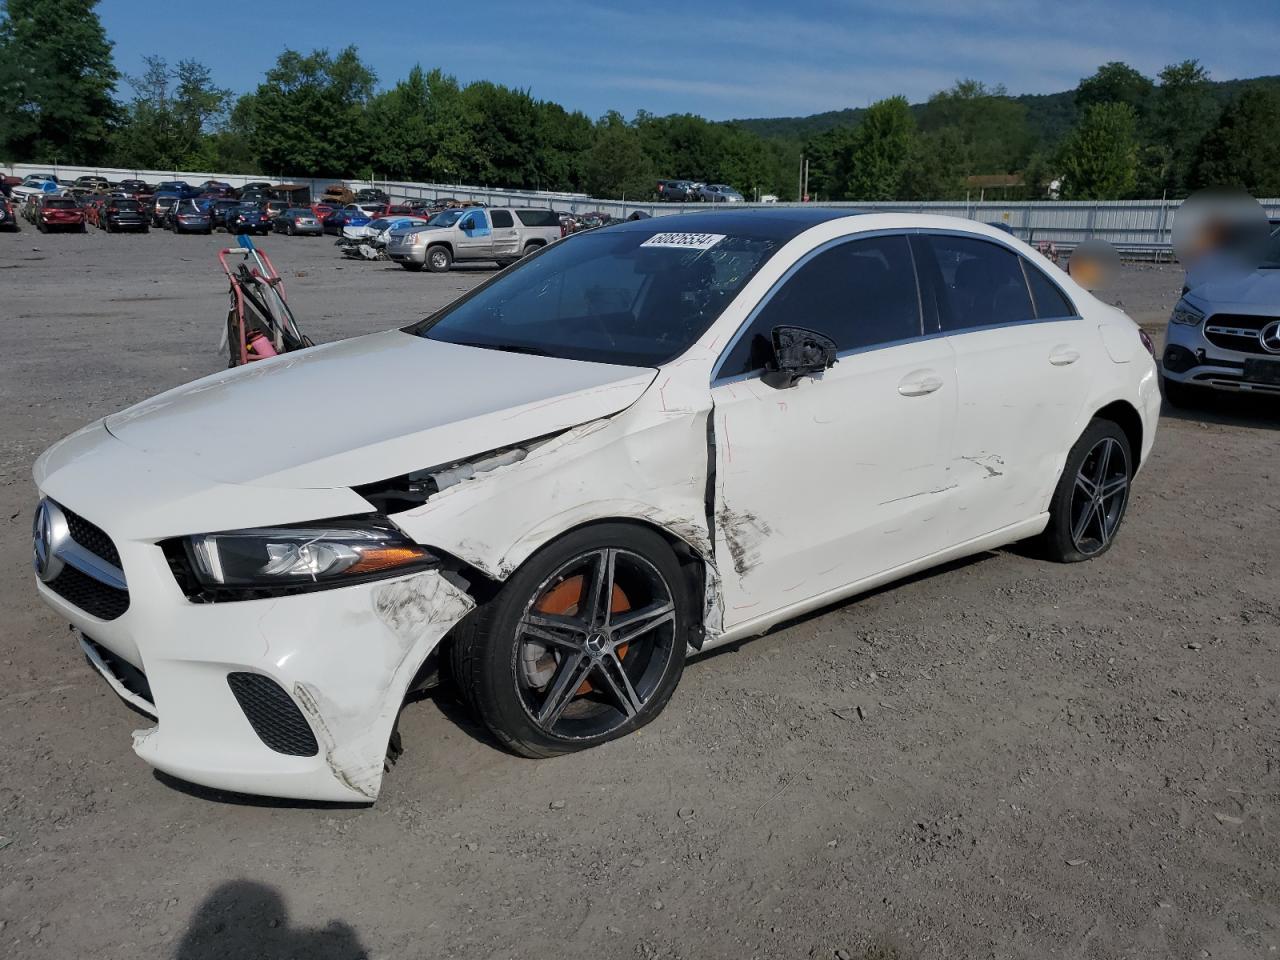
top-left (455, 210), bottom-right (493, 260)
top-left (710, 234), bottom-right (959, 631)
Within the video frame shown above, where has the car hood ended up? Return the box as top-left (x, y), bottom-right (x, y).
top-left (104, 330), bottom-right (656, 489)
top-left (1185, 265), bottom-right (1280, 312)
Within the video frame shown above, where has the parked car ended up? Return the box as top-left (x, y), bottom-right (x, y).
top-left (320, 184), bottom-right (356, 205)
top-left (150, 194), bottom-right (180, 227)
top-left (0, 197), bottom-right (18, 231)
top-left (29, 211), bottom-right (1159, 803)
top-left (323, 205), bottom-right (361, 235)
top-left (699, 184), bottom-right (744, 203)
top-left (354, 187), bottom-right (389, 204)
top-left (74, 175), bottom-right (110, 192)
top-left (343, 215), bottom-right (429, 246)
top-left (100, 198), bottom-right (150, 233)
top-left (242, 181), bottom-right (273, 194)
top-left (386, 206), bottom-right (560, 272)
top-left (32, 196), bottom-right (86, 232)
top-left (1161, 226), bottom-right (1280, 405)
top-left (273, 207), bottom-right (323, 236)
top-left (82, 196), bottom-right (105, 229)
top-left (225, 202), bottom-right (271, 236)
top-left (10, 177), bottom-right (64, 205)
top-left (167, 198), bottom-right (213, 234)
top-left (262, 199), bottom-right (291, 220)
top-left (354, 201), bottom-right (389, 218)
top-left (210, 198), bottom-right (243, 230)
top-left (116, 179), bottom-right (152, 198)
top-left (658, 180), bottom-right (697, 202)
top-left (154, 180), bottom-right (196, 199)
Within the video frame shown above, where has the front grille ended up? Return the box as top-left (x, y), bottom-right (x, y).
top-left (1204, 313), bottom-right (1276, 356)
top-left (63, 508), bottom-right (122, 568)
top-left (227, 673), bottom-right (319, 757)
top-left (46, 564), bottom-right (130, 619)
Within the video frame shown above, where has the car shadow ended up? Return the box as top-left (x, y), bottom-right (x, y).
top-left (690, 551), bottom-right (999, 665)
top-left (172, 880), bottom-right (368, 960)
top-left (1161, 392), bottom-right (1280, 430)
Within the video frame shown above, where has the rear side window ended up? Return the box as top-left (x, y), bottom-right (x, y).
top-left (919, 235), bottom-right (1034, 331)
top-left (718, 235), bottom-right (922, 377)
top-left (1022, 258), bottom-right (1076, 318)
top-left (516, 209), bottom-right (559, 227)
top-left (490, 209), bottom-right (513, 228)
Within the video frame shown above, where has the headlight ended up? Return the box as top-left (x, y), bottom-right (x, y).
top-left (1170, 300), bottom-right (1205, 326)
top-left (178, 514), bottom-right (433, 596)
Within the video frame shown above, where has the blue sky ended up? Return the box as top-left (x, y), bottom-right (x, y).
top-left (99, 0), bottom-right (1280, 121)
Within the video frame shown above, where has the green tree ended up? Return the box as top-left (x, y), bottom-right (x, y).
top-left (112, 56), bottom-right (231, 169)
top-left (364, 65), bottom-right (434, 180)
top-left (0, 0), bottom-right (119, 163)
top-left (583, 112), bottom-right (655, 199)
top-left (1058, 102), bottom-right (1139, 199)
top-left (1075, 62), bottom-right (1153, 117)
top-left (1191, 86), bottom-right (1280, 196)
top-left (843, 96), bottom-right (916, 200)
top-left (900, 127), bottom-right (968, 200)
top-left (236, 47), bottom-right (375, 177)
top-left (1145, 60), bottom-right (1216, 195)
top-left (919, 79), bottom-right (1034, 176)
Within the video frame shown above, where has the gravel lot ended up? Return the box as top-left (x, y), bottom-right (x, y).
top-left (1, 228), bottom-right (1278, 960)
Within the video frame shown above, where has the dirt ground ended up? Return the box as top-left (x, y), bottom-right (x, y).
top-left (1, 228), bottom-right (1278, 960)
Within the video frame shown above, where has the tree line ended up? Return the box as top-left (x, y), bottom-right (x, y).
top-left (2, 0), bottom-right (1278, 201)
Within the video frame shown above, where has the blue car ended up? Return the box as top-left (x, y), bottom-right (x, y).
top-left (323, 205), bottom-right (371, 236)
top-left (225, 202), bottom-right (271, 236)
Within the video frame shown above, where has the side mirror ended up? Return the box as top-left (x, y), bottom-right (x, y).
top-left (762, 325), bottom-right (838, 389)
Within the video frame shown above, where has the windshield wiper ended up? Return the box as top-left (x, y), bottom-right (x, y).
top-left (455, 340), bottom-right (553, 357)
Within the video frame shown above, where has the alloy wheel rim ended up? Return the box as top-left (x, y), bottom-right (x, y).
top-left (430, 250), bottom-right (447, 268)
top-left (1069, 437), bottom-right (1129, 556)
top-left (513, 548), bottom-right (676, 740)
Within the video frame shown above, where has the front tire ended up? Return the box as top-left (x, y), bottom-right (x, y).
top-left (450, 523), bottom-right (691, 758)
top-left (426, 245), bottom-right (452, 272)
top-left (1040, 419), bottom-right (1133, 563)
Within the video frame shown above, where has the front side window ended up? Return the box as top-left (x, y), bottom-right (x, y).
top-left (718, 234), bottom-right (922, 378)
top-left (918, 235), bottom-right (1034, 331)
top-left (412, 229), bottom-right (781, 367)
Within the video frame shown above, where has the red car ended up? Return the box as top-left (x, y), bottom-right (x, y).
top-left (309, 202), bottom-right (336, 220)
top-left (83, 196), bottom-right (106, 229)
top-left (0, 197), bottom-right (18, 231)
top-left (35, 196), bottom-right (87, 233)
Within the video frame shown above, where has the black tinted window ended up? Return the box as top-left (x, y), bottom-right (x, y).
top-left (921, 235), bottom-right (1034, 331)
top-left (1022, 258), bottom-right (1076, 318)
top-left (490, 209), bottom-right (513, 228)
top-left (719, 235), bottom-right (921, 377)
top-left (516, 209), bottom-right (559, 227)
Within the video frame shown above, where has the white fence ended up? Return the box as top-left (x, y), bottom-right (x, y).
top-left (6, 161), bottom-right (1278, 254)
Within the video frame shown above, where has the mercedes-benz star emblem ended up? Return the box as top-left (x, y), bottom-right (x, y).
top-left (1260, 320), bottom-right (1280, 355)
top-left (32, 499), bottom-right (66, 583)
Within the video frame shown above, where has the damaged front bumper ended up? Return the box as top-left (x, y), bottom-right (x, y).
top-left (43, 565), bottom-right (473, 803)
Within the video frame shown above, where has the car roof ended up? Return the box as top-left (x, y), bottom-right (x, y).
top-left (606, 208), bottom-right (865, 241)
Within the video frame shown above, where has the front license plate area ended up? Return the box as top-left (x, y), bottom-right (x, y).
top-left (1243, 358), bottom-right (1280, 385)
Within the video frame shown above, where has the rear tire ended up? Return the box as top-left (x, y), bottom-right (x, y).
top-left (1039, 418), bottom-right (1133, 563)
top-left (450, 523), bottom-right (691, 759)
top-left (426, 245), bottom-right (452, 272)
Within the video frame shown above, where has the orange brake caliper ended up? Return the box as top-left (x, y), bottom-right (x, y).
top-left (535, 575), bottom-right (631, 696)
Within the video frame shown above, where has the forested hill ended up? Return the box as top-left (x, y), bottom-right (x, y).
top-left (731, 74), bottom-right (1280, 142)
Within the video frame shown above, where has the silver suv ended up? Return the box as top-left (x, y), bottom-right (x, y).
top-left (1161, 227), bottom-right (1280, 405)
top-left (386, 207), bottom-right (561, 272)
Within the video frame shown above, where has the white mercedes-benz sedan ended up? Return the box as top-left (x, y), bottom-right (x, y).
top-left (32, 211), bottom-right (1160, 802)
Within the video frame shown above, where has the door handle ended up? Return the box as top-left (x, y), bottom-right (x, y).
top-left (898, 372), bottom-right (944, 397)
top-left (1049, 347), bottom-right (1080, 366)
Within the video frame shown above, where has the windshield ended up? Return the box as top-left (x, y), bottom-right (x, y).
top-left (1262, 228), bottom-right (1280, 268)
top-left (411, 228), bottom-right (781, 366)
top-left (429, 209), bottom-right (465, 227)
top-left (45, 198), bottom-right (77, 209)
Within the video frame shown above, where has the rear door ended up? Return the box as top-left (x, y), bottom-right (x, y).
top-left (912, 233), bottom-right (1095, 543)
top-left (489, 208), bottom-right (519, 257)
top-left (710, 233), bottom-right (959, 630)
